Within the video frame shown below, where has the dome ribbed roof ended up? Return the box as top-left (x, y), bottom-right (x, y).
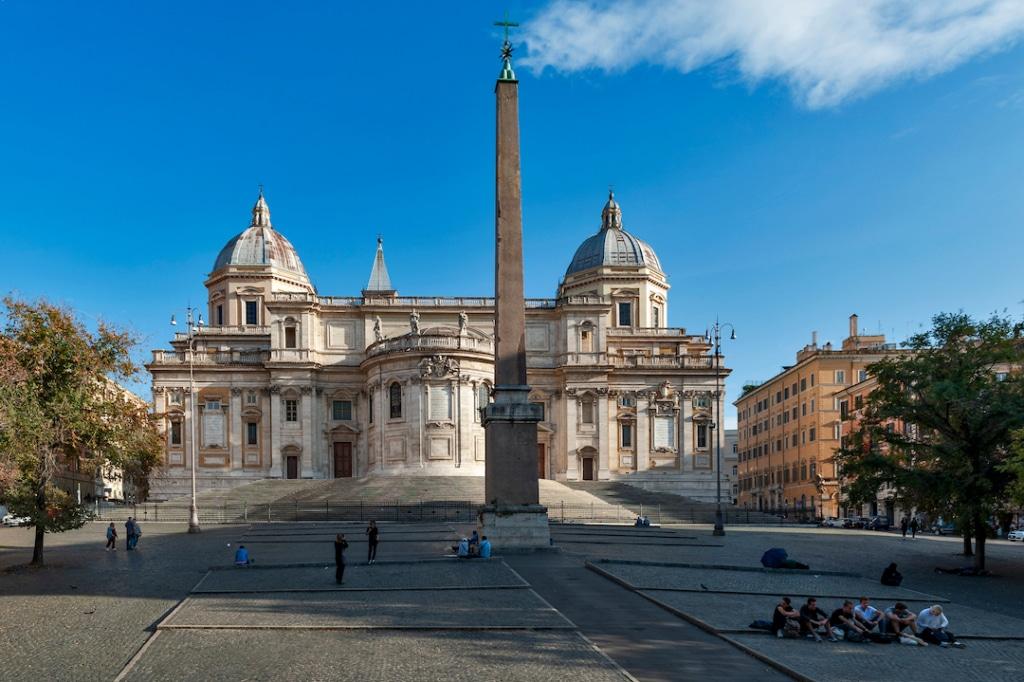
top-left (565, 192), bottom-right (662, 277)
top-left (211, 191), bottom-right (309, 279)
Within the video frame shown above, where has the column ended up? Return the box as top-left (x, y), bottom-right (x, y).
top-left (269, 388), bottom-right (282, 478)
top-left (680, 396), bottom-right (693, 472)
top-left (636, 394), bottom-right (651, 471)
top-left (301, 388), bottom-right (314, 477)
top-left (229, 388), bottom-right (242, 471)
top-left (597, 392), bottom-right (610, 479)
top-left (565, 393), bottom-right (579, 480)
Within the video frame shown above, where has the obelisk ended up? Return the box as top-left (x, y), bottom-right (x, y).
top-left (479, 18), bottom-right (550, 549)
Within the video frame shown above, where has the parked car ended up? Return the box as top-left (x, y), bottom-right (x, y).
top-left (841, 517), bottom-right (860, 529)
top-left (822, 517), bottom-right (843, 528)
top-left (932, 522), bottom-right (957, 536)
top-left (866, 516), bottom-right (891, 531)
top-left (1007, 529), bottom-right (1024, 542)
top-left (2, 513), bottom-right (30, 527)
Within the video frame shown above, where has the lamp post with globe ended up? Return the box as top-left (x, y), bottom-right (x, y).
top-left (705, 319), bottom-right (736, 537)
top-left (171, 306), bottom-right (203, 533)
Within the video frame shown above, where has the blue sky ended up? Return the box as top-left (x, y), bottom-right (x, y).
top-left (2, 1), bottom-right (1023, 426)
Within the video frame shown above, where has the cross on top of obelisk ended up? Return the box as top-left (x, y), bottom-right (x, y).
top-left (495, 11), bottom-right (519, 81)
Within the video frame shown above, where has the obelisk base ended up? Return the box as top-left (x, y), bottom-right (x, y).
top-left (478, 504), bottom-right (551, 551)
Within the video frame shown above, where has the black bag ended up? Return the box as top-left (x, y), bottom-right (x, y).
top-left (749, 620), bottom-right (773, 631)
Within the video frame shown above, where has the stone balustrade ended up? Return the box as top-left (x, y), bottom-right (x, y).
top-left (366, 333), bottom-right (495, 357)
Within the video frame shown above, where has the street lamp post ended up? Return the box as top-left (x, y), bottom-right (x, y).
top-left (171, 306), bottom-right (203, 533)
top-left (706, 319), bottom-right (736, 537)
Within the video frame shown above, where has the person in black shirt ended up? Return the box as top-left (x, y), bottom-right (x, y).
top-left (366, 520), bottom-right (379, 564)
top-left (829, 601), bottom-right (868, 641)
top-left (334, 533), bottom-right (348, 584)
top-left (799, 598), bottom-right (832, 642)
top-left (772, 597), bottom-right (800, 638)
top-left (881, 562), bottom-right (903, 586)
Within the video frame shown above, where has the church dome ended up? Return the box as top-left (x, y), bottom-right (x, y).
top-left (565, 191), bottom-right (662, 277)
top-left (212, 190), bottom-right (309, 279)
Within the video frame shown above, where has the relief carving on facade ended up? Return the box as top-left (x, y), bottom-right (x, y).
top-left (419, 354), bottom-right (459, 379)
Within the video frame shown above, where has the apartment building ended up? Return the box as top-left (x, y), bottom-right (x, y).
top-left (735, 315), bottom-right (896, 518)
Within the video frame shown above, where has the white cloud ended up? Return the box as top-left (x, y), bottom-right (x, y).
top-left (521, 0), bottom-right (1024, 108)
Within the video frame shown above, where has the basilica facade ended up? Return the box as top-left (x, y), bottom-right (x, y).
top-left (146, 190), bottom-right (733, 501)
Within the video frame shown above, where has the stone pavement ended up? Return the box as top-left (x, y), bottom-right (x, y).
top-left (3, 519), bottom-right (1024, 680)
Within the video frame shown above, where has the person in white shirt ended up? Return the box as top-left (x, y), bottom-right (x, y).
top-left (853, 597), bottom-right (884, 631)
top-left (917, 605), bottom-right (964, 648)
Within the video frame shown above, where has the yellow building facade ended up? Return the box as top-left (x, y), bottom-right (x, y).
top-left (735, 315), bottom-right (894, 518)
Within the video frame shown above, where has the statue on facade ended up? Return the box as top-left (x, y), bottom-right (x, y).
top-left (458, 310), bottom-right (469, 336)
top-left (410, 310), bottom-right (420, 335)
top-left (373, 315), bottom-right (383, 342)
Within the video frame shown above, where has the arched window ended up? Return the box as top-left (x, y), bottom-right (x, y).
top-left (389, 382), bottom-right (402, 419)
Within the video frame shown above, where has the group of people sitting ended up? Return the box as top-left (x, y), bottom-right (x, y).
top-left (455, 530), bottom-right (492, 559)
top-left (771, 596), bottom-right (964, 647)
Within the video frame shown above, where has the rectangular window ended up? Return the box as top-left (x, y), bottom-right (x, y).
top-left (810, 373), bottom-right (815, 387)
top-left (801, 431), bottom-right (806, 444)
top-left (801, 403), bottom-right (807, 416)
top-left (581, 400), bottom-right (595, 424)
top-left (858, 369), bottom-right (868, 382)
top-left (840, 400), bottom-right (849, 420)
top-left (246, 391), bottom-right (257, 405)
top-left (791, 407), bottom-right (797, 420)
top-left (776, 439), bottom-right (782, 452)
top-left (170, 421), bottom-right (182, 446)
top-left (580, 329), bottom-right (593, 352)
top-left (216, 304), bottom-right (224, 326)
top-left (651, 307), bottom-right (660, 328)
top-left (778, 390), bottom-right (784, 403)
top-left (285, 327), bottom-right (297, 349)
top-left (833, 423), bottom-right (841, 440)
top-left (618, 395), bottom-right (635, 407)
top-left (696, 422), bottom-right (708, 449)
top-left (792, 434), bottom-right (798, 447)
top-left (369, 393), bottom-right (374, 424)
top-left (810, 399), bottom-right (815, 413)
top-left (854, 395), bottom-right (863, 410)
top-left (809, 427), bottom-right (816, 442)
top-left (332, 400), bottom-right (352, 421)
top-left (246, 422), bottom-right (258, 446)
top-left (810, 461), bottom-right (817, 478)
top-left (245, 300), bottom-right (258, 325)
top-left (621, 423), bottom-right (633, 448)
top-left (617, 302), bottom-right (632, 326)
top-left (800, 378), bottom-right (807, 391)
top-left (428, 385), bottom-right (452, 421)
top-left (532, 401), bottom-right (546, 421)
top-left (835, 370), bottom-right (846, 384)
top-left (285, 399), bottom-right (298, 422)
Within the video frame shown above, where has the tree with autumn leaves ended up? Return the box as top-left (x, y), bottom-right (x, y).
top-left (836, 312), bottom-right (1024, 572)
top-left (0, 297), bottom-right (162, 566)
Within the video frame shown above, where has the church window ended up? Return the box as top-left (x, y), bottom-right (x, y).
top-left (580, 396), bottom-right (594, 424)
top-left (170, 421), bottom-right (182, 446)
top-left (368, 392), bottom-right (374, 424)
top-left (216, 304), bottom-right (224, 326)
top-left (332, 400), bottom-right (352, 421)
top-left (531, 401), bottom-right (545, 421)
top-left (619, 394), bottom-right (635, 407)
top-left (168, 389), bottom-right (183, 406)
top-left (428, 385), bottom-right (452, 421)
top-left (696, 422), bottom-right (708, 449)
top-left (285, 399), bottom-right (298, 422)
top-left (246, 391), bottom-right (257, 405)
top-left (617, 302), bottom-right (632, 327)
top-left (246, 422), bottom-right (258, 446)
top-left (245, 300), bottom-right (259, 325)
top-left (389, 383), bottom-right (402, 419)
top-left (692, 394), bottom-right (710, 409)
top-left (285, 325), bottom-right (297, 349)
top-left (621, 423), bottom-right (633, 448)
top-left (651, 306), bottom-right (660, 328)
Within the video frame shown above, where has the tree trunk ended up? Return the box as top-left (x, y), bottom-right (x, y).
top-left (962, 526), bottom-right (973, 557)
top-left (974, 515), bottom-right (986, 572)
top-left (30, 476), bottom-right (46, 566)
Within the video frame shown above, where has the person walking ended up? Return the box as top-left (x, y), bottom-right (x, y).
top-left (900, 517), bottom-right (909, 538)
top-left (366, 520), bottom-right (379, 564)
top-left (910, 517), bottom-right (919, 539)
top-left (105, 522), bottom-right (117, 551)
top-left (131, 520), bottom-right (142, 550)
top-left (125, 517), bottom-right (136, 551)
top-left (334, 533), bottom-right (349, 585)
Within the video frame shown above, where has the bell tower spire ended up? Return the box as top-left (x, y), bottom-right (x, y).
top-left (362, 236), bottom-right (396, 298)
top-left (251, 185), bottom-right (272, 228)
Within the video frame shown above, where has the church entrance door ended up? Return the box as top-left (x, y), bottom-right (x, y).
top-left (334, 442), bottom-right (353, 478)
top-left (582, 457), bottom-right (595, 481)
top-left (286, 456), bottom-right (298, 480)
top-left (537, 444), bottom-right (546, 480)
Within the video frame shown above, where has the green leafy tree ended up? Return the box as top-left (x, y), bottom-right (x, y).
top-left (836, 312), bottom-right (1024, 571)
top-left (0, 297), bottom-right (162, 566)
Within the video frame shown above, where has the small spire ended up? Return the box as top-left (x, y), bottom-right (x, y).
top-left (601, 189), bottom-right (623, 230)
top-left (251, 187), bottom-right (272, 228)
top-left (495, 12), bottom-right (519, 82)
top-left (364, 236), bottom-right (395, 295)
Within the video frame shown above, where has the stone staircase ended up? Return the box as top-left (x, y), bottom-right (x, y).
top-left (564, 481), bottom-right (792, 525)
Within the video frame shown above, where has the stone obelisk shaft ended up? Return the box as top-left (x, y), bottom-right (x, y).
top-left (484, 76), bottom-right (541, 507)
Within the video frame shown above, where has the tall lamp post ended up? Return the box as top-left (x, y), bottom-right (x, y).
top-left (705, 319), bottom-right (736, 537)
top-left (171, 306), bottom-right (203, 533)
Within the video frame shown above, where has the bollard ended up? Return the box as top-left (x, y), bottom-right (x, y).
top-left (243, 501), bottom-right (247, 523)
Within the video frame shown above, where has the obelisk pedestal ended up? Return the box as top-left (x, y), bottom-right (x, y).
top-left (479, 34), bottom-right (551, 550)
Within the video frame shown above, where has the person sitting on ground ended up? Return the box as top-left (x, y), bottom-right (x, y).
top-left (469, 530), bottom-right (480, 547)
top-left (917, 605), bottom-right (965, 648)
top-left (882, 602), bottom-right (924, 642)
top-left (456, 537), bottom-right (470, 558)
top-left (772, 597), bottom-right (800, 639)
top-left (830, 600), bottom-right (870, 641)
top-left (234, 544), bottom-right (251, 567)
top-left (799, 598), bottom-right (832, 642)
top-left (881, 562), bottom-right (903, 586)
top-left (853, 596), bottom-right (884, 632)
top-left (479, 535), bottom-right (492, 559)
